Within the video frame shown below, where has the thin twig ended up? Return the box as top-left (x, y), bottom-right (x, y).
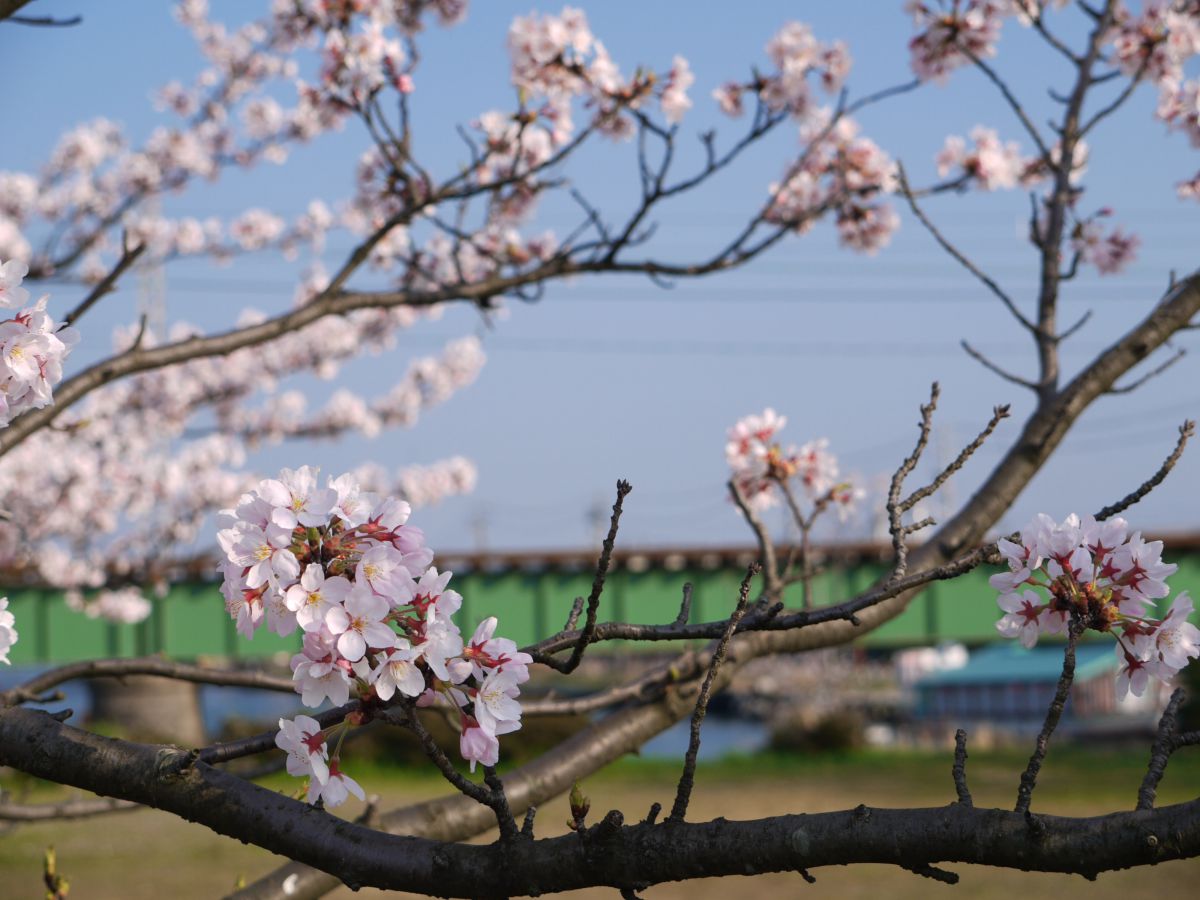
top-left (903, 403), bottom-right (1011, 514)
top-left (906, 862), bottom-right (960, 885)
top-left (673, 583), bottom-right (693, 626)
top-left (897, 166), bottom-right (1038, 335)
top-left (1137, 688), bottom-right (1186, 811)
top-left (1015, 617), bottom-right (1084, 814)
top-left (952, 729), bottom-right (973, 807)
top-left (0, 795), bottom-right (138, 821)
top-left (1094, 421), bottom-right (1195, 521)
top-left (961, 340), bottom-right (1039, 390)
top-left (546, 480), bottom-right (632, 674)
top-left (1107, 347), bottom-right (1187, 394)
top-left (667, 564), bottom-right (756, 823)
top-left (2, 657), bottom-right (293, 707)
top-left (1080, 58), bottom-right (1148, 138)
top-left (961, 48), bottom-right (1052, 159)
top-left (400, 708), bottom-right (516, 837)
top-left (482, 765), bottom-right (519, 841)
top-left (728, 478), bottom-right (780, 597)
top-left (198, 702), bottom-right (359, 765)
top-left (887, 383), bottom-right (939, 579)
top-left (564, 596), bottom-right (585, 631)
top-left (6, 13), bottom-right (82, 26)
top-left (1058, 309), bottom-right (1092, 342)
top-left (58, 241), bottom-right (146, 330)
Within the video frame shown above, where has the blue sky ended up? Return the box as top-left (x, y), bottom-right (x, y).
top-left (3, 2), bottom-right (1198, 553)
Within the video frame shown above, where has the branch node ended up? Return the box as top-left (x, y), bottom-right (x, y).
top-left (907, 862), bottom-right (959, 884)
top-left (952, 728), bottom-right (973, 806)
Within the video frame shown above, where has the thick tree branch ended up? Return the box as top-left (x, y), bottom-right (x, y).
top-left (1, 706), bottom-right (1197, 896)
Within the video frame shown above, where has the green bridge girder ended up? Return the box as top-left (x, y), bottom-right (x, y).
top-left (6, 544), bottom-right (1200, 664)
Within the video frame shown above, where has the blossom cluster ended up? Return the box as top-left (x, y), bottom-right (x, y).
top-left (904, 0), bottom-right (1200, 202)
top-left (0, 597), bottom-right (17, 665)
top-left (1070, 213), bottom-right (1141, 275)
top-left (906, 0), bottom-right (1008, 83)
top-left (935, 126), bottom-right (1040, 191)
top-left (765, 115), bottom-right (900, 254)
top-left (712, 21), bottom-right (850, 120)
top-left (506, 6), bottom-right (670, 142)
top-left (992, 514), bottom-right (1200, 699)
top-left (65, 587), bottom-right (153, 625)
top-left (725, 409), bottom-right (862, 517)
top-left (218, 466), bottom-right (530, 806)
top-left (0, 259), bottom-right (76, 428)
top-left (0, 303), bottom-right (482, 601)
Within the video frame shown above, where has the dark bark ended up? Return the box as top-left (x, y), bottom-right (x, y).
top-left (1, 706), bottom-right (1195, 896)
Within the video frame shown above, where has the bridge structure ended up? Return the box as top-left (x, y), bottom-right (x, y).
top-left (5, 536), bottom-right (1200, 664)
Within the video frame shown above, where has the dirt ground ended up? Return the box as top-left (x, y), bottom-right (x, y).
top-left (2, 751), bottom-right (1197, 899)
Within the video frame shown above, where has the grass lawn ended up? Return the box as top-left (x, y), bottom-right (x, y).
top-left (1, 747), bottom-right (1197, 898)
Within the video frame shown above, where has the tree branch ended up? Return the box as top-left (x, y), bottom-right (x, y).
top-left (2, 705), bottom-right (1197, 896)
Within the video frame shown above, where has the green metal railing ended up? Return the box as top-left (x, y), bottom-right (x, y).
top-left (7, 549), bottom-right (1200, 664)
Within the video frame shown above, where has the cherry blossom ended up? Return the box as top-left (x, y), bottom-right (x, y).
top-left (64, 587), bottom-right (152, 625)
top-left (369, 641), bottom-right (426, 701)
top-left (992, 514), bottom-right (1197, 697)
top-left (459, 714), bottom-right (500, 772)
top-left (659, 55), bottom-right (694, 124)
top-left (0, 597), bottom-right (17, 665)
top-left (935, 126), bottom-right (1035, 190)
top-left (1106, 1), bottom-right (1200, 87)
top-left (220, 468), bottom-right (527, 801)
top-left (0, 259), bottom-right (29, 308)
top-left (725, 409), bottom-right (863, 520)
top-left (1178, 169), bottom-right (1200, 200)
top-left (306, 759), bottom-right (365, 808)
top-left (285, 564), bottom-right (352, 632)
top-left (907, 0), bottom-right (1007, 83)
top-left (275, 715), bottom-right (330, 785)
top-left (326, 584), bottom-right (395, 661)
top-left (1071, 217), bottom-right (1140, 275)
top-left (0, 274), bottom-right (78, 429)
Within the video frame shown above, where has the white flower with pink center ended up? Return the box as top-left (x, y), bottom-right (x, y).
top-left (275, 715), bottom-right (329, 785)
top-left (473, 668), bottom-right (524, 737)
top-left (261, 465), bottom-right (338, 530)
top-left (464, 616), bottom-right (533, 683)
top-left (285, 564), bottom-right (352, 632)
top-left (325, 584), bottom-right (394, 661)
top-left (220, 522), bottom-right (299, 590)
top-left (0, 258), bottom-right (29, 308)
top-left (460, 714), bottom-right (500, 773)
top-left (306, 759), bottom-right (365, 808)
top-left (996, 589), bottom-right (1048, 649)
top-left (355, 543), bottom-right (415, 602)
top-left (0, 597), bottom-right (17, 664)
top-left (1154, 592), bottom-right (1200, 673)
top-left (370, 641), bottom-right (426, 700)
top-left (418, 605), bottom-right (465, 683)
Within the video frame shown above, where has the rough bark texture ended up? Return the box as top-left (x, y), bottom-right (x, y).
top-left (1, 706), bottom-right (1196, 896)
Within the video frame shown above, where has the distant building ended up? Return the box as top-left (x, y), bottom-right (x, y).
top-left (914, 642), bottom-right (1168, 744)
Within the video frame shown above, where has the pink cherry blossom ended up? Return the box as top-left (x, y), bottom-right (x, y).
top-left (306, 758), bottom-right (365, 808)
top-left (460, 714), bottom-right (500, 773)
top-left (285, 564), bottom-right (352, 632)
top-left (276, 715), bottom-right (330, 785)
top-left (325, 584), bottom-right (394, 661)
top-left (0, 597), bottom-right (17, 664)
top-left (370, 641), bottom-right (426, 700)
top-left (0, 259), bottom-right (29, 308)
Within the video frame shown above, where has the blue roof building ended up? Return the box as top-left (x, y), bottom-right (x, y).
top-left (914, 642), bottom-right (1167, 743)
